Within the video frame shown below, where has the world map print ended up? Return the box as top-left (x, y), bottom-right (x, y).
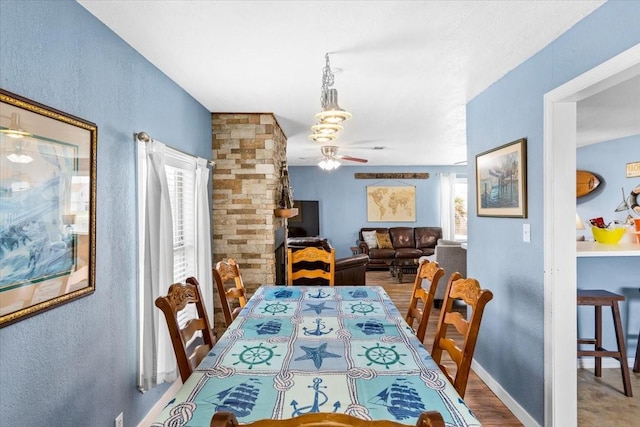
top-left (367, 186), bottom-right (416, 222)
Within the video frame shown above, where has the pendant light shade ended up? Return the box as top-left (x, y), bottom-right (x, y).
top-left (315, 89), bottom-right (352, 124)
top-left (1, 113), bottom-right (32, 139)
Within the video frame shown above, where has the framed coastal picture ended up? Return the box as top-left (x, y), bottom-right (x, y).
top-left (0, 89), bottom-right (97, 327)
top-left (476, 138), bottom-right (527, 218)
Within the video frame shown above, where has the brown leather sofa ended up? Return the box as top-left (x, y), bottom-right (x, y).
top-left (287, 237), bottom-right (369, 285)
top-left (357, 227), bottom-right (442, 270)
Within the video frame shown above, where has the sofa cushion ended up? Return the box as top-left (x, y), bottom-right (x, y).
top-left (395, 248), bottom-right (423, 259)
top-left (415, 227), bottom-right (442, 249)
top-left (389, 227), bottom-right (415, 248)
top-left (361, 230), bottom-right (378, 249)
top-left (437, 238), bottom-right (461, 246)
top-left (376, 232), bottom-right (394, 249)
top-left (368, 248), bottom-right (396, 259)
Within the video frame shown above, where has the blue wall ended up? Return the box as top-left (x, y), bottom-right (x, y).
top-left (576, 136), bottom-right (640, 355)
top-left (0, 1), bottom-right (212, 426)
top-left (289, 165), bottom-right (465, 259)
top-left (466, 1), bottom-right (640, 424)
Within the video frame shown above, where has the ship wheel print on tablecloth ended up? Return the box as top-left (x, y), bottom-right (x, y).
top-left (232, 343), bottom-right (281, 369)
top-left (260, 302), bottom-right (290, 315)
top-left (359, 343), bottom-right (407, 369)
top-left (348, 302), bottom-right (376, 315)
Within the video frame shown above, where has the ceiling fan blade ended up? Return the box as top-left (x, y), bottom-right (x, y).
top-left (338, 155), bottom-right (368, 163)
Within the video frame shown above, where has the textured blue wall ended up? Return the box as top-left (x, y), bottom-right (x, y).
top-left (289, 165), bottom-right (465, 259)
top-left (0, 1), bottom-right (212, 426)
top-left (466, 1), bottom-right (640, 423)
top-left (576, 136), bottom-right (640, 355)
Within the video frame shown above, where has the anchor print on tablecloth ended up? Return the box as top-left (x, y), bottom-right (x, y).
top-left (303, 302), bottom-right (332, 315)
top-left (295, 342), bottom-right (341, 368)
top-left (232, 343), bottom-right (281, 369)
top-left (358, 343), bottom-right (407, 369)
top-left (356, 319), bottom-right (385, 335)
top-left (260, 302), bottom-right (289, 315)
top-left (205, 378), bottom-right (261, 418)
top-left (254, 320), bottom-right (282, 335)
top-left (349, 289), bottom-right (368, 298)
top-left (291, 377), bottom-right (340, 417)
top-left (369, 378), bottom-right (426, 420)
top-left (307, 288), bottom-right (330, 299)
top-left (303, 318), bottom-right (334, 336)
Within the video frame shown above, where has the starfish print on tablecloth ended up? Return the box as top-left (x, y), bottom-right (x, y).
top-left (295, 342), bottom-right (341, 369)
top-left (303, 302), bottom-right (331, 315)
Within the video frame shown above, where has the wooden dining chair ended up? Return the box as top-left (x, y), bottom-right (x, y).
top-left (406, 260), bottom-right (445, 343)
top-left (155, 277), bottom-right (215, 382)
top-left (210, 410), bottom-right (445, 427)
top-left (213, 258), bottom-right (248, 328)
top-left (431, 272), bottom-right (493, 398)
top-left (287, 246), bottom-right (335, 286)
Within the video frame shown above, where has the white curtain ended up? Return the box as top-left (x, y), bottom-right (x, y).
top-left (440, 173), bottom-right (456, 240)
top-left (138, 140), bottom-right (177, 391)
top-left (195, 158), bottom-right (213, 318)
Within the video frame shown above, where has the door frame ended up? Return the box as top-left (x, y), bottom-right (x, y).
top-left (543, 43), bottom-right (640, 426)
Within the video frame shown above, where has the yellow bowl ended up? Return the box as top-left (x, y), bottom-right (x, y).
top-left (591, 227), bottom-right (625, 244)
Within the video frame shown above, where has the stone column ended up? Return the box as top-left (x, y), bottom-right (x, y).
top-left (211, 113), bottom-right (287, 336)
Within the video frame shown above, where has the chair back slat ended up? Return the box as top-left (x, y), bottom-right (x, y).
top-left (155, 277), bottom-right (215, 382)
top-left (431, 272), bottom-right (493, 398)
top-left (406, 260), bottom-right (444, 342)
top-left (210, 410), bottom-right (445, 427)
top-left (213, 259), bottom-right (248, 328)
top-left (287, 247), bottom-right (335, 286)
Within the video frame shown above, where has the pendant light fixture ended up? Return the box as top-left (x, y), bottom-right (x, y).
top-left (2, 113), bottom-right (34, 163)
top-left (309, 53), bottom-right (351, 142)
top-left (1, 112), bottom-right (32, 139)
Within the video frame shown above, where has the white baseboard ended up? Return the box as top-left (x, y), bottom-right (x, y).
top-left (471, 360), bottom-right (540, 427)
top-left (576, 357), bottom-right (635, 369)
top-left (137, 379), bottom-right (183, 427)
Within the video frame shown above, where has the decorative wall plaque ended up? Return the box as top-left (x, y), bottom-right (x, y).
top-left (354, 173), bottom-right (429, 180)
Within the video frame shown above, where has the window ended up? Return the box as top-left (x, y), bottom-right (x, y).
top-left (136, 138), bottom-right (212, 390)
top-left (454, 176), bottom-right (468, 240)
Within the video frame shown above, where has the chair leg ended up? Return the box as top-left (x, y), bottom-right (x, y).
top-left (595, 305), bottom-right (602, 377)
top-left (611, 302), bottom-right (633, 397)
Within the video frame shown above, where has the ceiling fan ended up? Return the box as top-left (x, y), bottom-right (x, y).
top-left (318, 145), bottom-right (368, 170)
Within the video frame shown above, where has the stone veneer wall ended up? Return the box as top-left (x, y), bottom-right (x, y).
top-left (211, 113), bottom-right (287, 336)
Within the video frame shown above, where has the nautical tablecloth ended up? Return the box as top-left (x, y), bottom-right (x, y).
top-left (152, 286), bottom-right (481, 426)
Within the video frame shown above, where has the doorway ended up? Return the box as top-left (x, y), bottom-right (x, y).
top-left (543, 43), bottom-right (640, 426)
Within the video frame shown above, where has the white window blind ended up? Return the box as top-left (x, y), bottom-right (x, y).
top-left (165, 155), bottom-right (198, 328)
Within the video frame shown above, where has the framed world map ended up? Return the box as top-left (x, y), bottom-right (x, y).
top-left (366, 186), bottom-right (416, 222)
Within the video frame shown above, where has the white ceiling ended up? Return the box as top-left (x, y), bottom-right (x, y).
top-left (78, 0), bottom-right (614, 166)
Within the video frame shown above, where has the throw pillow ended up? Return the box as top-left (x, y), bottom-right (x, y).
top-left (362, 230), bottom-right (378, 249)
top-left (376, 232), bottom-right (394, 249)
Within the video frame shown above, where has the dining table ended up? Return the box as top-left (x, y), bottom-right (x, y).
top-left (152, 285), bottom-right (481, 426)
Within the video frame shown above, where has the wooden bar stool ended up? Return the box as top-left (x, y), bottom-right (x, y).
top-left (577, 289), bottom-right (632, 397)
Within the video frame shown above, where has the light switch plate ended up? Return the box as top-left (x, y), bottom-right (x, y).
top-left (523, 224), bottom-right (531, 243)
